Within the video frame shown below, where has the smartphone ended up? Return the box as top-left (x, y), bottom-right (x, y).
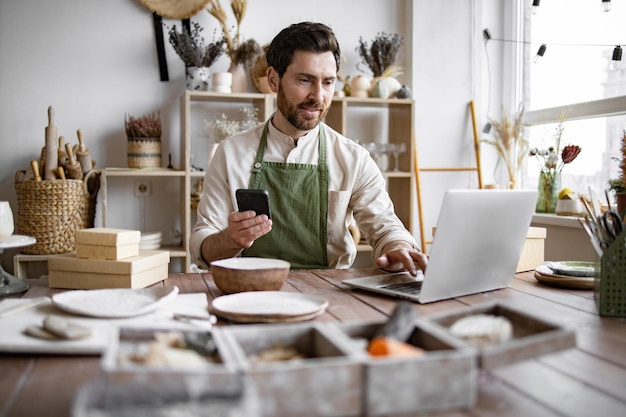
top-left (236, 189), bottom-right (271, 219)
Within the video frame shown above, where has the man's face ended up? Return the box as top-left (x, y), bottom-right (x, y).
top-left (272, 50), bottom-right (337, 135)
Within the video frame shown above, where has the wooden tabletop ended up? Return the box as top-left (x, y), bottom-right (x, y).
top-left (1, 268), bottom-right (625, 417)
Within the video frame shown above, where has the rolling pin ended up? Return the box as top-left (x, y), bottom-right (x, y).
top-left (44, 106), bottom-right (58, 180)
top-left (56, 166), bottom-right (66, 180)
top-left (76, 129), bottom-right (93, 174)
top-left (58, 136), bottom-right (69, 167)
top-left (30, 160), bottom-right (41, 181)
top-left (64, 143), bottom-right (83, 180)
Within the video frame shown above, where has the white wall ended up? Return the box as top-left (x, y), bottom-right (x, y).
top-left (1, 0), bottom-right (503, 272)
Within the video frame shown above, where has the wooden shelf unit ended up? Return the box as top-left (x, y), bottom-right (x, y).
top-left (101, 92), bottom-right (415, 272)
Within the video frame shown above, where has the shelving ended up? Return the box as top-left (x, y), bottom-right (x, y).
top-left (102, 92), bottom-right (415, 273)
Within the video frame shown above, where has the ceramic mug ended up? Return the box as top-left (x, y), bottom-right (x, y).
top-left (0, 201), bottom-right (14, 238)
top-left (212, 72), bottom-right (233, 93)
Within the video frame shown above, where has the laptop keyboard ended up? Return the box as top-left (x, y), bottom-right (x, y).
top-left (378, 280), bottom-right (423, 295)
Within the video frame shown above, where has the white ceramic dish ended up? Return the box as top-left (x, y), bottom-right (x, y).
top-left (211, 291), bottom-right (328, 323)
top-left (52, 285), bottom-right (179, 318)
top-left (534, 265), bottom-right (594, 290)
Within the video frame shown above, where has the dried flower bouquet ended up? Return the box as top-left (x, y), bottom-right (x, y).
top-left (125, 112), bottom-right (162, 138)
top-left (356, 32), bottom-right (404, 77)
top-left (168, 22), bottom-right (225, 68)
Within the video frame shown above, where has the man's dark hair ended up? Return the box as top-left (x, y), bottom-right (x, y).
top-left (266, 21), bottom-right (341, 77)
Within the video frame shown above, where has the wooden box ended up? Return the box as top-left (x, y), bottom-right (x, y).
top-left (424, 301), bottom-right (576, 369)
top-left (327, 320), bottom-right (477, 416)
top-left (94, 326), bottom-right (257, 415)
top-left (516, 226), bottom-right (546, 272)
top-left (75, 227), bottom-right (141, 260)
top-left (48, 250), bottom-right (169, 289)
top-left (219, 322), bottom-right (363, 417)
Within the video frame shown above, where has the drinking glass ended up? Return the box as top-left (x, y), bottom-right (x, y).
top-left (389, 143), bottom-right (407, 172)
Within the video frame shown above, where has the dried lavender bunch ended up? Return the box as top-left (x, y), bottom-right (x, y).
top-left (125, 112), bottom-right (162, 138)
top-left (168, 22), bottom-right (225, 68)
top-left (356, 32), bottom-right (404, 77)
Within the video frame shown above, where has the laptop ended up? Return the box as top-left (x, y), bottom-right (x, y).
top-left (344, 189), bottom-right (538, 303)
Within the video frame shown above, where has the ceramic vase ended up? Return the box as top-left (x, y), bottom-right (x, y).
top-left (228, 63), bottom-right (247, 93)
top-left (535, 171), bottom-right (561, 213)
top-left (0, 201), bottom-right (14, 238)
top-left (350, 75), bottom-right (371, 98)
top-left (212, 72), bottom-right (233, 93)
top-left (186, 67), bottom-right (210, 91)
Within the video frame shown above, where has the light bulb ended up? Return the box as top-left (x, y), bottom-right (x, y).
top-left (601, 0), bottom-right (611, 12)
top-left (532, 0), bottom-right (540, 15)
top-left (533, 44), bottom-right (547, 63)
top-left (610, 45), bottom-right (622, 71)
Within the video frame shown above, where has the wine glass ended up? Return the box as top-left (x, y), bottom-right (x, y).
top-left (362, 142), bottom-right (381, 169)
top-left (389, 143), bottom-right (407, 172)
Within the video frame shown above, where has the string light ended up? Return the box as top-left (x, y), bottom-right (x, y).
top-left (533, 44), bottom-right (547, 63)
top-left (484, 29), bottom-right (625, 71)
top-left (610, 45), bottom-right (623, 71)
top-left (601, 0), bottom-right (612, 12)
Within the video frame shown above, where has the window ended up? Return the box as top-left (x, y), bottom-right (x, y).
top-left (520, 0), bottom-right (626, 196)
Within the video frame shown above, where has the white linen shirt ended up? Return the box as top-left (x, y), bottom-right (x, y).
top-left (190, 120), bottom-right (418, 269)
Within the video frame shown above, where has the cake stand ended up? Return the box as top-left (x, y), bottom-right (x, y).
top-left (0, 235), bottom-right (36, 296)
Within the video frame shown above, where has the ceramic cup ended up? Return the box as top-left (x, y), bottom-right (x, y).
top-left (0, 201), bottom-right (14, 238)
top-left (212, 72), bottom-right (233, 93)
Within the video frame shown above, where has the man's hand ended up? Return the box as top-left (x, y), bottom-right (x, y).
top-left (376, 248), bottom-right (428, 277)
top-left (226, 210), bottom-right (273, 248)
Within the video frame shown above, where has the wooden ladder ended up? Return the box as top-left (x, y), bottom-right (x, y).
top-left (413, 101), bottom-right (483, 252)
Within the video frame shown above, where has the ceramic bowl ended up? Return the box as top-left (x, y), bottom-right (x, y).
top-left (210, 257), bottom-right (290, 294)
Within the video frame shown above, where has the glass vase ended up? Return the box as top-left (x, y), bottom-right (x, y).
top-left (536, 171), bottom-right (561, 213)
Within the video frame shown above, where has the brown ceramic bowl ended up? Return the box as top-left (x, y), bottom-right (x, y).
top-left (210, 257), bottom-right (291, 294)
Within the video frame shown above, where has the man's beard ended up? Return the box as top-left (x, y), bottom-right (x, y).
top-left (277, 87), bottom-right (330, 132)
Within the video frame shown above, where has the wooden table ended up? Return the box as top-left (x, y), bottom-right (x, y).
top-left (1, 268), bottom-right (626, 417)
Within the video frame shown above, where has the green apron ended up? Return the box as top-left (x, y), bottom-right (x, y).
top-left (242, 121), bottom-right (329, 269)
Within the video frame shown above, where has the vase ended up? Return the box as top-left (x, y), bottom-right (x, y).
top-left (212, 72), bottom-right (233, 93)
top-left (228, 63), bottom-right (247, 93)
top-left (185, 67), bottom-right (210, 91)
top-left (0, 201), bottom-right (14, 238)
top-left (535, 171), bottom-right (561, 213)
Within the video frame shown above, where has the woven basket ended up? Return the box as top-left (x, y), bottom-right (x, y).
top-left (14, 169), bottom-right (101, 255)
top-left (127, 137), bottom-right (162, 168)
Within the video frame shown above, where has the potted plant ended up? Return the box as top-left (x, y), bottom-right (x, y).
top-left (168, 22), bottom-right (225, 90)
top-left (125, 112), bottom-right (162, 169)
top-left (355, 32), bottom-right (405, 98)
top-left (608, 130), bottom-right (626, 215)
top-left (206, 0), bottom-right (261, 92)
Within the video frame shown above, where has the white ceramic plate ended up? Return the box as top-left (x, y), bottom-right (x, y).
top-left (52, 285), bottom-right (179, 318)
top-left (211, 291), bottom-right (328, 323)
top-left (545, 261), bottom-right (597, 277)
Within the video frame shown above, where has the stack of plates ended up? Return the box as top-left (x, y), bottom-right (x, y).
top-left (139, 231), bottom-right (162, 250)
top-left (534, 261), bottom-right (597, 290)
top-left (211, 291), bottom-right (328, 323)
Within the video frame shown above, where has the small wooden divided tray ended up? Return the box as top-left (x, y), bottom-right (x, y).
top-left (423, 301), bottom-right (577, 369)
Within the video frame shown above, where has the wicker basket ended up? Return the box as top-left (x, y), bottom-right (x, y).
top-left (14, 169), bottom-right (101, 255)
top-left (127, 137), bottom-right (162, 168)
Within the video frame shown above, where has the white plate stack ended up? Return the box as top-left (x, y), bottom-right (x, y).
top-left (140, 231), bottom-right (162, 250)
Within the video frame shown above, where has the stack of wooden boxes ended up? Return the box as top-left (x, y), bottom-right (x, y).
top-left (48, 228), bottom-right (170, 289)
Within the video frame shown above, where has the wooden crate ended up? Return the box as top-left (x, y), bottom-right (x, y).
top-left (327, 320), bottom-right (477, 416)
top-left (219, 322), bottom-right (363, 417)
top-left (424, 301), bottom-right (576, 369)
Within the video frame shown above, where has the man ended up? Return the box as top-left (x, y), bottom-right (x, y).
top-left (190, 21), bottom-right (427, 275)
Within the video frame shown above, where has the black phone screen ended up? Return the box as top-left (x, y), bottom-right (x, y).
top-left (236, 189), bottom-right (271, 219)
